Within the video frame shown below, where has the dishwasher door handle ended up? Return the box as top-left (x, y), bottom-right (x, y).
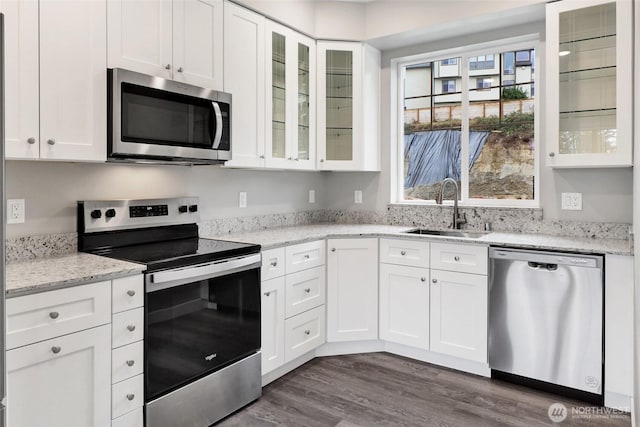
top-left (527, 261), bottom-right (558, 271)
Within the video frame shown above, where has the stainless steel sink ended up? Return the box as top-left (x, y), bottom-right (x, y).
top-left (405, 229), bottom-right (489, 239)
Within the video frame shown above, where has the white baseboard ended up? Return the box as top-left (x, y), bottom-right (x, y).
top-left (384, 342), bottom-right (491, 377)
top-left (604, 390), bottom-right (632, 412)
top-left (315, 340), bottom-right (385, 356)
top-left (261, 351), bottom-right (316, 386)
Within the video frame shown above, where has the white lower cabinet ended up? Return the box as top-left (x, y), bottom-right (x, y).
top-left (429, 269), bottom-right (488, 363)
top-left (285, 305), bottom-right (326, 362)
top-left (327, 238), bottom-right (379, 342)
top-left (111, 407), bottom-right (143, 427)
top-left (379, 263), bottom-right (430, 350)
top-left (261, 276), bottom-right (286, 375)
top-left (7, 324), bottom-right (112, 427)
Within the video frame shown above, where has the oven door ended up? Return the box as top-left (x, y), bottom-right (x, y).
top-left (144, 254), bottom-right (261, 402)
top-left (109, 68), bottom-right (231, 163)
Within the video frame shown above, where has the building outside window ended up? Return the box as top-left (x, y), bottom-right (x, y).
top-left (399, 37), bottom-right (538, 207)
top-left (440, 58), bottom-right (458, 66)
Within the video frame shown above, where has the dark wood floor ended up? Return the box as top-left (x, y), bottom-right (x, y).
top-left (218, 352), bottom-right (631, 427)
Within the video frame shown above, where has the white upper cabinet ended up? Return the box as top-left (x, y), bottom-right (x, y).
top-left (545, 0), bottom-right (632, 167)
top-left (2, 0), bottom-right (106, 162)
top-left (108, 0), bottom-right (223, 90)
top-left (223, 1), bottom-right (266, 168)
top-left (317, 41), bottom-right (380, 171)
top-left (265, 20), bottom-right (316, 170)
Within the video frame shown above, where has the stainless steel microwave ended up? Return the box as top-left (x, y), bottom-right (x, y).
top-left (108, 68), bottom-right (231, 165)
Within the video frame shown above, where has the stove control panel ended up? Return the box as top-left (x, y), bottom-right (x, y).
top-left (79, 197), bottom-right (200, 233)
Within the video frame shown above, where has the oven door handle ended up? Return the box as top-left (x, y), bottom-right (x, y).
top-left (146, 253), bottom-right (261, 293)
top-left (211, 101), bottom-right (223, 149)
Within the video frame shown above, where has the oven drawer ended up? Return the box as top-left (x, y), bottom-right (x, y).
top-left (111, 407), bottom-right (143, 427)
top-left (112, 341), bottom-right (144, 384)
top-left (112, 374), bottom-right (143, 419)
top-left (262, 247), bottom-right (285, 281)
top-left (430, 243), bottom-right (488, 275)
top-left (112, 275), bottom-right (144, 314)
top-left (284, 305), bottom-right (326, 362)
top-left (285, 266), bottom-right (326, 319)
top-left (112, 308), bottom-right (144, 349)
top-left (285, 240), bottom-right (326, 274)
top-left (7, 281), bottom-right (111, 350)
top-left (380, 238), bottom-right (430, 268)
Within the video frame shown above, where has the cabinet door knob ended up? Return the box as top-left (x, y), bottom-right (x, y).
top-left (127, 290), bottom-right (136, 297)
top-left (454, 256), bottom-right (460, 261)
top-left (51, 346), bottom-right (61, 354)
top-left (304, 288), bottom-right (311, 293)
top-left (304, 330), bottom-right (310, 335)
top-left (127, 324), bottom-right (136, 332)
top-left (420, 277), bottom-right (426, 282)
top-left (165, 64), bottom-right (171, 70)
top-left (400, 251), bottom-right (406, 256)
top-left (47, 138), bottom-right (56, 145)
top-left (432, 278), bottom-right (438, 283)
top-left (177, 67), bottom-right (184, 73)
top-left (126, 394), bottom-right (135, 401)
top-left (320, 159), bottom-right (324, 163)
top-left (264, 291), bottom-right (271, 297)
top-left (27, 137), bottom-right (36, 144)
top-left (304, 254), bottom-right (310, 259)
top-left (260, 155), bottom-right (265, 159)
top-left (270, 260), bottom-right (278, 267)
top-left (49, 311), bottom-right (59, 319)
top-left (549, 152), bottom-right (555, 157)
top-left (331, 248), bottom-right (336, 252)
top-left (126, 360), bottom-right (135, 367)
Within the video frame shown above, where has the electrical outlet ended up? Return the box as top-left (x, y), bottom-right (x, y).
top-left (7, 199), bottom-right (25, 224)
top-left (309, 190), bottom-right (315, 204)
top-left (561, 192), bottom-right (582, 210)
top-left (354, 190), bottom-right (363, 204)
top-left (239, 192), bottom-right (247, 208)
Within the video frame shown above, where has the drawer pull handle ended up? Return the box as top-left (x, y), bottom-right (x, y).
top-left (304, 288), bottom-right (311, 293)
top-left (49, 311), bottom-right (59, 319)
top-left (264, 291), bottom-right (271, 296)
top-left (304, 254), bottom-right (310, 259)
top-left (127, 325), bottom-right (136, 332)
top-left (331, 248), bottom-right (336, 252)
top-left (270, 260), bottom-right (278, 267)
top-left (304, 330), bottom-right (310, 335)
top-left (432, 278), bottom-right (438, 283)
top-left (454, 256), bottom-right (460, 261)
top-left (400, 251), bottom-right (406, 256)
top-left (51, 346), bottom-right (61, 354)
top-left (126, 394), bottom-right (135, 401)
top-left (126, 360), bottom-right (135, 367)
top-left (127, 290), bottom-right (136, 297)
top-left (420, 277), bottom-right (426, 282)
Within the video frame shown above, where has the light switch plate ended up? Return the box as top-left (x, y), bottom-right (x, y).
top-left (309, 190), bottom-right (315, 204)
top-left (561, 192), bottom-right (582, 210)
top-left (354, 190), bottom-right (363, 204)
top-left (239, 192), bottom-right (247, 208)
top-left (7, 199), bottom-right (25, 224)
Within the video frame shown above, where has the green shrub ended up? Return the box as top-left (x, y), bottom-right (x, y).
top-left (502, 86), bottom-right (529, 100)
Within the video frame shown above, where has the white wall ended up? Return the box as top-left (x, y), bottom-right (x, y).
top-left (5, 161), bottom-right (326, 237)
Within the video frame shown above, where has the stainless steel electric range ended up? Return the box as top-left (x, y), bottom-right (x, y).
top-left (78, 197), bottom-right (262, 427)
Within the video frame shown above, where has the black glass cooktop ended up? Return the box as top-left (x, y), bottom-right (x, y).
top-left (92, 238), bottom-right (260, 272)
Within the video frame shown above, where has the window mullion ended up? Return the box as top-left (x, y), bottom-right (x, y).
top-left (460, 55), bottom-right (470, 203)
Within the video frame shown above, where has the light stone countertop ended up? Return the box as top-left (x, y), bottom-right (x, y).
top-left (7, 252), bottom-right (145, 298)
top-left (204, 224), bottom-right (633, 255)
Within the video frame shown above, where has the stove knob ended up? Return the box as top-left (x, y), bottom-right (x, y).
top-left (105, 208), bottom-right (116, 218)
top-left (90, 209), bottom-right (102, 219)
top-left (188, 205), bottom-right (198, 213)
top-left (178, 205), bottom-right (188, 213)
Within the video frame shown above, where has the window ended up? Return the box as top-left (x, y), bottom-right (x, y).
top-left (398, 38), bottom-right (538, 207)
top-left (440, 58), bottom-right (457, 65)
top-left (441, 80), bottom-right (456, 93)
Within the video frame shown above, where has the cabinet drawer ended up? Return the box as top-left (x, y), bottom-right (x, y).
top-left (112, 341), bottom-right (144, 384)
top-left (112, 407), bottom-right (143, 427)
top-left (262, 247), bottom-right (285, 280)
top-left (285, 240), bottom-right (325, 274)
top-left (285, 266), bottom-right (326, 318)
top-left (112, 374), bottom-right (144, 419)
top-left (7, 281), bottom-right (111, 350)
top-left (284, 305), bottom-right (326, 362)
top-left (112, 275), bottom-right (144, 314)
top-left (112, 308), bottom-right (144, 349)
top-left (430, 243), bottom-right (488, 275)
top-left (380, 238), bottom-right (430, 268)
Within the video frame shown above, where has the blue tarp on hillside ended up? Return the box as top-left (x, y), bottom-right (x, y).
top-left (404, 130), bottom-right (490, 188)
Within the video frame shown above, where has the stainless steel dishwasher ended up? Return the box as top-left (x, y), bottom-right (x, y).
top-left (488, 247), bottom-right (603, 400)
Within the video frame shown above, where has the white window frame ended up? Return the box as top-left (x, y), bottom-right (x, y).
top-left (391, 34), bottom-right (540, 208)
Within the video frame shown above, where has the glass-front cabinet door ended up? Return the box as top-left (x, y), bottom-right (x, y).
top-left (317, 41), bottom-right (380, 171)
top-left (265, 21), bottom-right (316, 170)
top-left (545, 0), bottom-right (632, 167)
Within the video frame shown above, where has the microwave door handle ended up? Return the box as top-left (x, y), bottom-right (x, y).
top-left (211, 101), bottom-right (223, 149)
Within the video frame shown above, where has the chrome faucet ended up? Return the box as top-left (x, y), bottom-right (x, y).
top-left (438, 178), bottom-right (466, 229)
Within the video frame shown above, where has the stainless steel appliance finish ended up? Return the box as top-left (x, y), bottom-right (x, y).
top-left (108, 68), bottom-right (231, 165)
top-left (0, 13), bottom-right (6, 427)
top-left (489, 248), bottom-right (603, 395)
top-left (146, 347), bottom-right (261, 427)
